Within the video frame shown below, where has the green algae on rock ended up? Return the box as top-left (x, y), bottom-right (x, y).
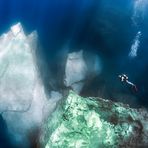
top-left (43, 91), bottom-right (148, 148)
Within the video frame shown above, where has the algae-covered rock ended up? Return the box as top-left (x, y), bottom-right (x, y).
top-left (43, 91), bottom-right (148, 148)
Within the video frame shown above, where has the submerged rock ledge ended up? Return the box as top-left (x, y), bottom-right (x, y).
top-left (43, 91), bottom-right (148, 148)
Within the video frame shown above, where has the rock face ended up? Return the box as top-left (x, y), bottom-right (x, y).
top-left (0, 23), bottom-right (61, 147)
top-left (64, 50), bottom-right (102, 94)
top-left (64, 50), bottom-right (87, 93)
top-left (43, 91), bottom-right (148, 148)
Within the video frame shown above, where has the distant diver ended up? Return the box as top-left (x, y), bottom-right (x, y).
top-left (118, 74), bottom-right (138, 92)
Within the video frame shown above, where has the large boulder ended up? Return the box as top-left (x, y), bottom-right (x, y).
top-left (43, 91), bottom-right (148, 148)
top-left (0, 23), bottom-right (61, 147)
top-left (64, 50), bottom-right (102, 94)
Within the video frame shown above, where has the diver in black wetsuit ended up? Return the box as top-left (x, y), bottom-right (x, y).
top-left (118, 74), bottom-right (138, 92)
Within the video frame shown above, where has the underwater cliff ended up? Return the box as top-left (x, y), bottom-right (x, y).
top-left (0, 23), bottom-right (62, 147)
top-left (43, 91), bottom-right (148, 148)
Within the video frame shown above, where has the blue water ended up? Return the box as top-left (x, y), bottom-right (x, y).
top-left (0, 0), bottom-right (148, 147)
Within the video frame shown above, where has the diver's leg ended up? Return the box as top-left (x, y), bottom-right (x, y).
top-left (126, 81), bottom-right (138, 92)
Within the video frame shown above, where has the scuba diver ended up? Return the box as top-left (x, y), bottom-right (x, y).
top-left (118, 74), bottom-right (138, 92)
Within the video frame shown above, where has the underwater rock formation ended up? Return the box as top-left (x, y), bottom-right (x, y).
top-left (64, 50), bottom-right (87, 93)
top-left (43, 91), bottom-right (148, 148)
top-left (64, 50), bottom-right (102, 94)
top-left (0, 23), bottom-right (61, 147)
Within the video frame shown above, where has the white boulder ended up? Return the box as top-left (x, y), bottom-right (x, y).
top-left (0, 23), bottom-right (61, 147)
